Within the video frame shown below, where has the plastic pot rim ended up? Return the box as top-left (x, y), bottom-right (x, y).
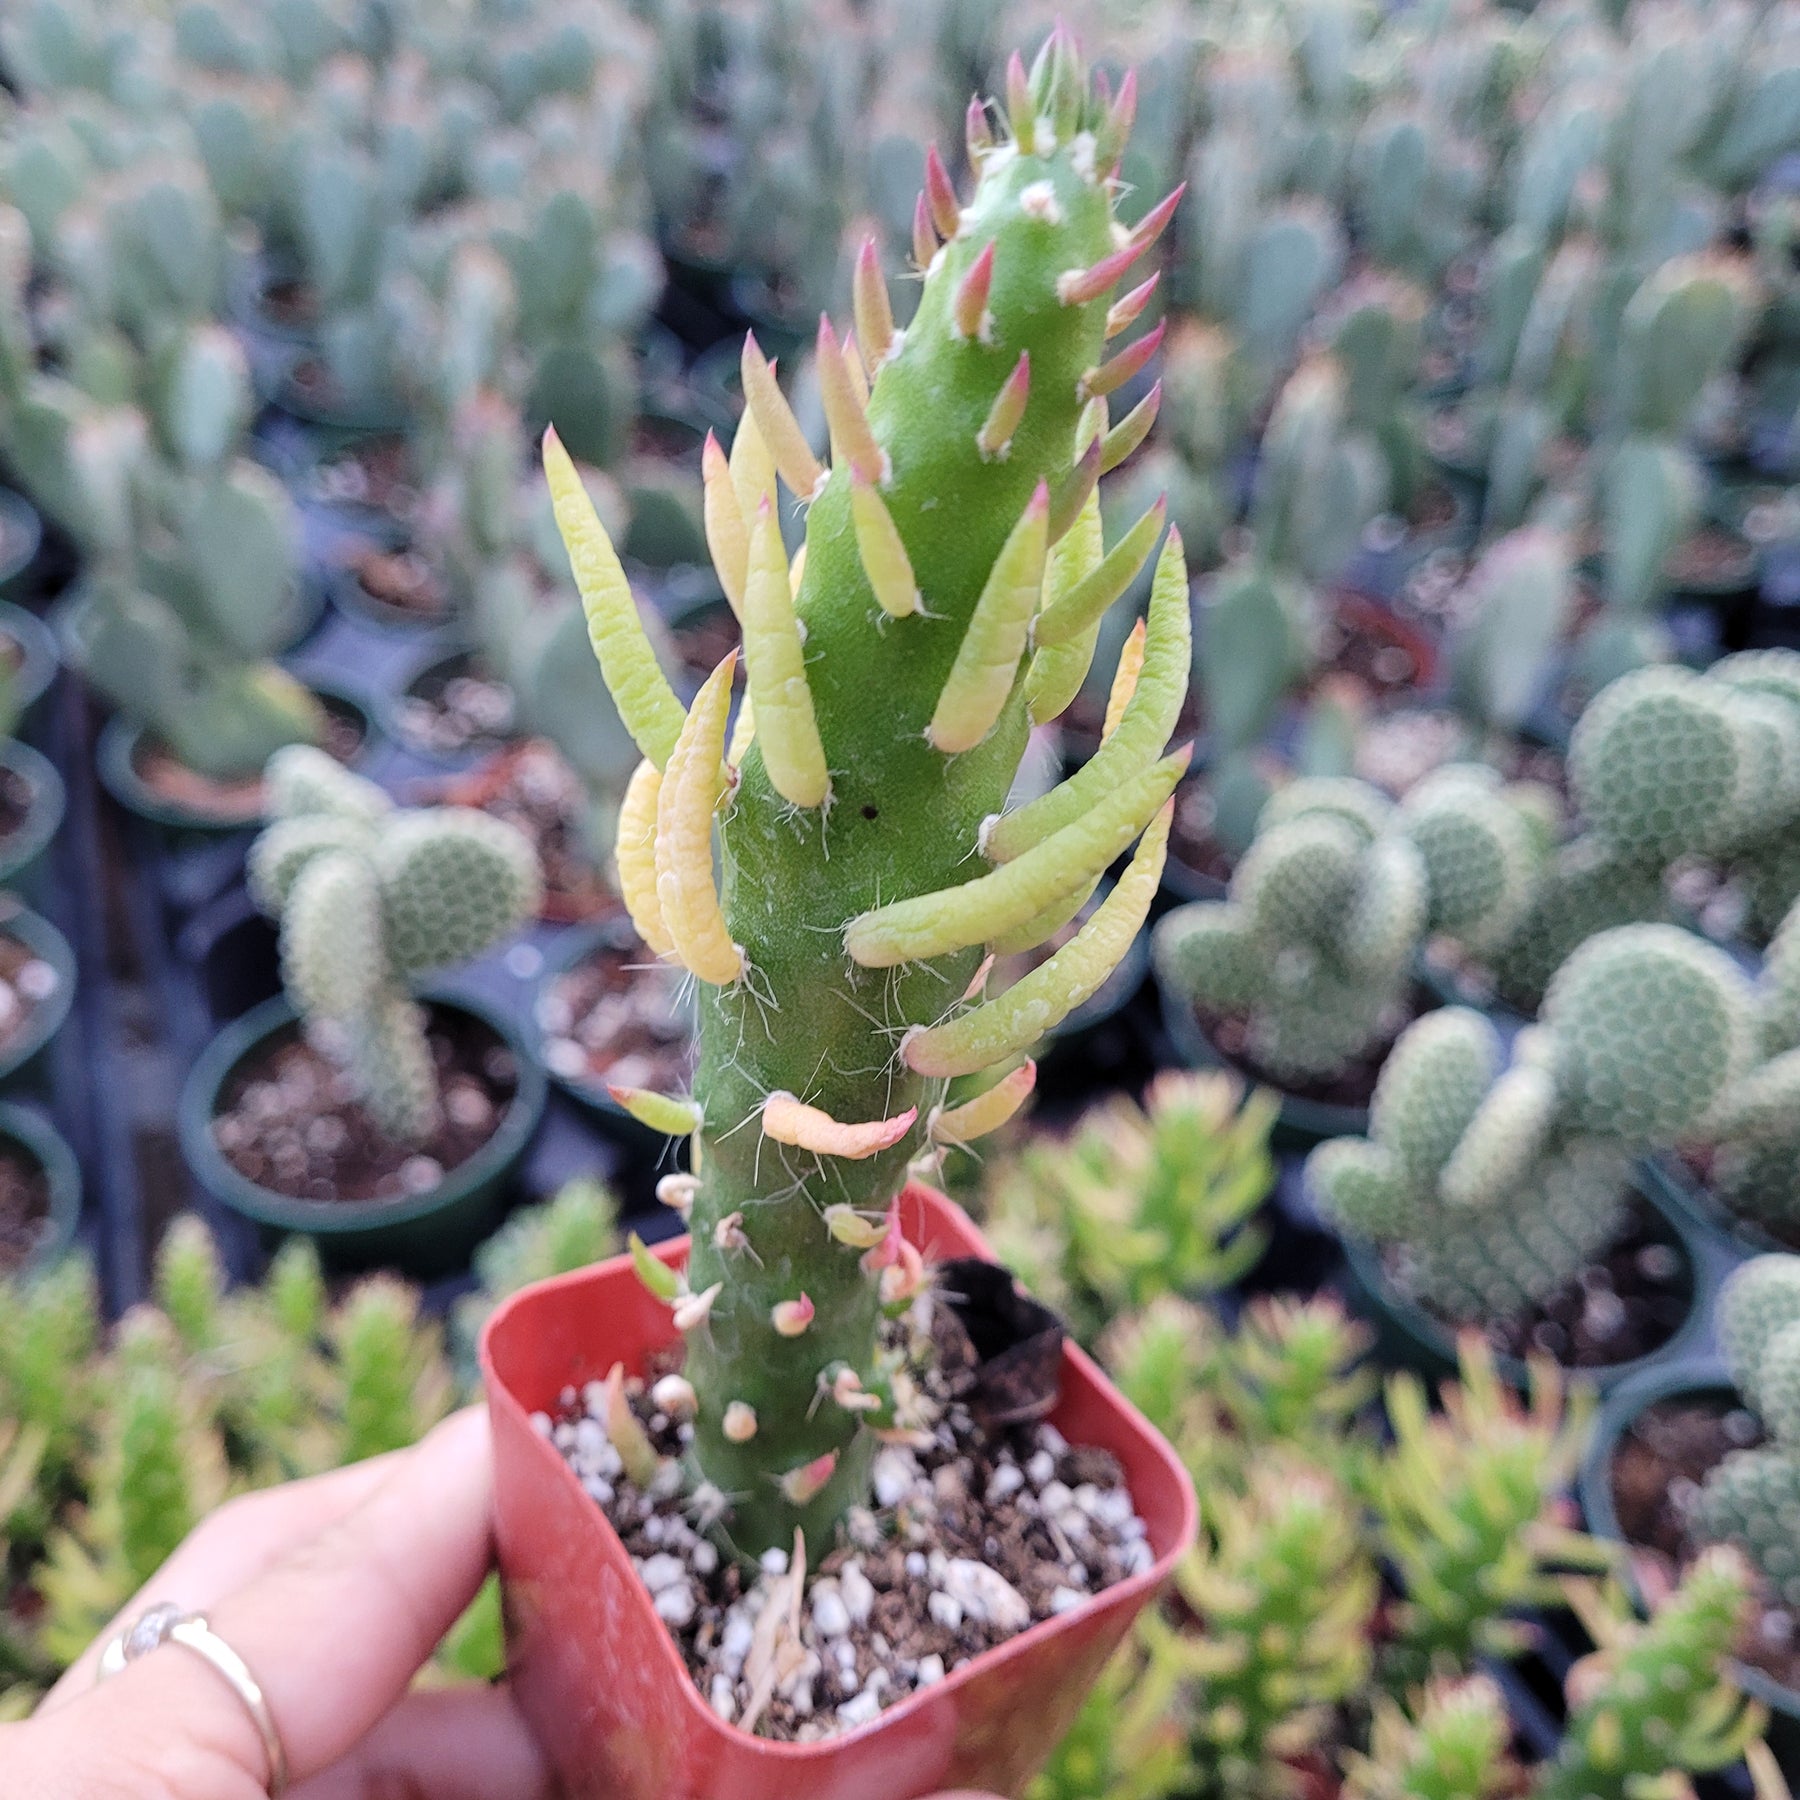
top-left (0, 1099), bottom-right (82, 1274)
top-left (0, 739), bottom-right (65, 886)
top-left (0, 902), bottom-right (76, 1085)
top-left (95, 675), bottom-right (379, 833)
top-left (177, 988), bottom-right (548, 1239)
top-left (1576, 1357), bottom-right (1800, 1728)
top-left (1339, 1156), bottom-right (1714, 1394)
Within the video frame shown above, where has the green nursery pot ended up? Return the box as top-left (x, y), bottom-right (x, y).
top-left (0, 902), bottom-right (77, 1089)
top-left (1338, 1160), bottom-right (1710, 1395)
top-left (0, 488), bottom-right (44, 595)
top-left (96, 679), bottom-right (378, 840)
top-left (1156, 976), bottom-right (1375, 1151)
top-left (0, 1099), bottom-right (82, 1274)
top-left (1646, 1151), bottom-right (1800, 1261)
top-left (1578, 1361), bottom-right (1800, 1774)
top-left (0, 740), bottom-right (65, 896)
top-left (178, 991), bottom-right (548, 1277)
top-left (0, 599), bottom-right (60, 721)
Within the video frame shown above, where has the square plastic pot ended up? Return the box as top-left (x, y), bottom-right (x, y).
top-left (481, 1181), bottom-right (1198, 1800)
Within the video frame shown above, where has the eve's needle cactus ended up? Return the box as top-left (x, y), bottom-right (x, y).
top-left (545, 32), bottom-right (1188, 1557)
top-left (246, 748), bottom-right (541, 1145)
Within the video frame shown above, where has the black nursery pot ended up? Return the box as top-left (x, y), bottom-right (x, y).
top-left (0, 739), bottom-right (65, 898)
top-left (0, 1100), bottom-right (81, 1276)
top-left (178, 990), bottom-right (548, 1277)
top-left (1338, 1159), bottom-right (1711, 1395)
top-left (1577, 1360), bottom-right (1800, 1773)
top-left (0, 489), bottom-right (43, 597)
top-left (1156, 979), bottom-right (1373, 1151)
top-left (1648, 1150), bottom-right (1800, 1263)
top-left (96, 677), bottom-right (379, 844)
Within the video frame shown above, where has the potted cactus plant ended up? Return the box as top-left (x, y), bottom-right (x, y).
top-left (1578, 1256), bottom-right (1800, 1768)
top-left (0, 1098), bottom-right (80, 1277)
top-left (1152, 766), bottom-right (1544, 1142)
top-left (1305, 923), bottom-right (1744, 1387)
top-left (179, 748), bottom-right (546, 1274)
top-left (481, 35), bottom-right (1198, 1797)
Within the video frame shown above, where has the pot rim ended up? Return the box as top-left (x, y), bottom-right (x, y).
top-left (0, 598), bottom-right (58, 710)
top-left (530, 914), bottom-right (695, 1123)
top-left (0, 900), bottom-right (76, 1082)
top-left (1576, 1357), bottom-right (1800, 1723)
top-left (0, 738), bottom-right (65, 885)
top-left (95, 675), bottom-right (379, 832)
top-left (1340, 1154), bottom-right (1715, 1392)
top-left (178, 988), bottom-right (547, 1235)
top-left (0, 487), bottom-right (44, 591)
top-left (479, 1181), bottom-right (1201, 1761)
top-left (0, 1098), bottom-right (82, 1273)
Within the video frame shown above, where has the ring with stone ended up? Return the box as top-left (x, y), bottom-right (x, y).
top-left (99, 1601), bottom-right (289, 1797)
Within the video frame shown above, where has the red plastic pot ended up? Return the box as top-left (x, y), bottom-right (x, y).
top-left (481, 1182), bottom-right (1199, 1800)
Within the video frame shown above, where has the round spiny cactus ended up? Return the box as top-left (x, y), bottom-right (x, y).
top-left (1698, 1256), bottom-right (1800, 1610)
top-left (1541, 924), bottom-right (1754, 1140)
top-left (249, 747), bottom-right (541, 1143)
top-left (1308, 924), bottom-right (1752, 1322)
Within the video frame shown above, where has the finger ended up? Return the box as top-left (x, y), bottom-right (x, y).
top-left (204, 1404), bottom-right (496, 1780)
top-left (290, 1685), bottom-right (551, 1800)
top-left (42, 1450), bottom-right (410, 1709)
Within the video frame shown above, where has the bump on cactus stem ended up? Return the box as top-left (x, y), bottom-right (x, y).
top-left (545, 36), bottom-right (1185, 1556)
top-left (1305, 925), bottom-right (1755, 1320)
top-left (249, 748), bottom-right (540, 1145)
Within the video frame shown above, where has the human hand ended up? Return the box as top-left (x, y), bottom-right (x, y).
top-left (0, 1401), bottom-right (1014, 1800)
top-left (4, 1406), bottom-right (546, 1799)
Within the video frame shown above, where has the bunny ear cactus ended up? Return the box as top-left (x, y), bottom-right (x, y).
top-left (1307, 925), bottom-right (1756, 1320)
top-left (1700, 895), bottom-right (1800, 1234)
top-left (248, 747), bottom-right (542, 1144)
top-left (1598, 256), bottom-right (1756, 631)
top-left (543, 30), bottom-right (1187, 1558)
top-left (1154, 770), bottom-right (1540, 1084)
top-left (1694, 1255), bottom-right (1800, 1610)
top-left (1447, 527), bottom-right (1576, 738)
top-left (1492, 653), bottom-right (1800, 1005)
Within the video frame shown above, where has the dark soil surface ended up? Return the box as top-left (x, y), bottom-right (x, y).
top-left (1192, 993), bottom-right (1423, 1113)
top-left (0, 516), bottom-right (33, 575)
top-left (259, 274), bottom-right (317, 333)
top-left (1425, 1193), bottom-right (1691, 1370)
top-left (302, 436), bottom-right (418, 521)
top-left (1324, 592), bottom-right (1434, 694)
top-left (544, 1303), bottom-right (1151, 1741)
top-left (1407, 477), bottom-right (1463, 536)
top-left (133, 699), bottom-right (366, 823)
top-left (211, 1006), bottom-right (519, 1203)
top-left (1674, 1145), bottom-right (1800, 1253)
top-left (0, 762), bottom-right (36, 846)
top-left (668, 600), bottom-right (740, 685)
top-left (1666, 526), bottom-right (1756, 592)
top-left (0, 1142), bottom-right (50, 1273)
top-left (0, 929), bottom-right (63, 1061)
top-left (392, 660), bottom-right (517, 759)
top-left (419, 742), bottom-right (610, 922)
top-left (1167, 776), bottom-right (1236, 890)
top-left (350, 546), bottom-right (449, 623)
top-left (1608, 1395), bottom-right (1800, 1691)
top-left (536, 932), bottom-right (691, 1096)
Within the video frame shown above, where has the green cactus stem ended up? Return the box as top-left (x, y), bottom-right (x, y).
top-left (247, 749), bottom-right (541, 1144)
top-left (546, 31), bottom-right (1187, 1558)
top-left (1307, 924), bottom-right (1755, 1320)
top-left (1342, 1676), bottom-right (1516, 1800)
